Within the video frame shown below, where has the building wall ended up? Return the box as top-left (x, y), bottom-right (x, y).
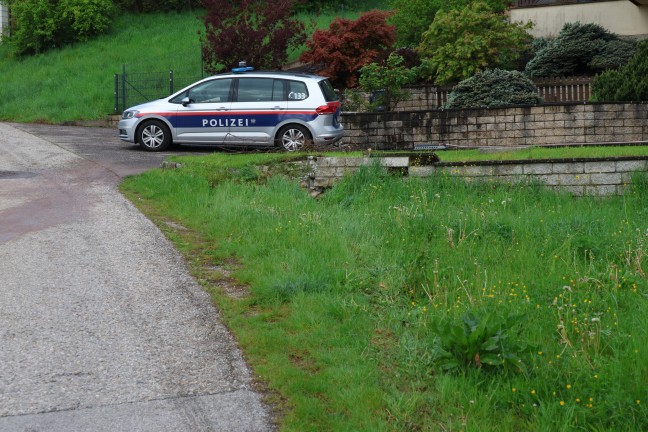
top-left (0, 3), bottom-right (8, 38)
top-left (341, 103), bottom-right (648, 151)
top-left (510, 1), bottom-right (648, 38)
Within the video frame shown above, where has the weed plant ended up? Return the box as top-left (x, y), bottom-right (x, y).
top-left (122, 154), bottom-right (648, 431)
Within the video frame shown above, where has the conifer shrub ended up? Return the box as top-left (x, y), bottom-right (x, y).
top-left (591, 40), bottom-right (648, 102)
top-left (525, 22), bottom-right (636, 78)
top-left (445, 69), bottom-right (542, 109)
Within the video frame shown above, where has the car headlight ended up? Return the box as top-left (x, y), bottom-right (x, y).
top-left (121, 110), bottom-right (139, 120)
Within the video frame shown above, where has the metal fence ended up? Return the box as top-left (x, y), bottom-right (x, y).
top-left (114, 65), bottom-right (205, 113)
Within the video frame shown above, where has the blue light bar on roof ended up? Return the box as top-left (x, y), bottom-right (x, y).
top-left (232, 66), bottom-right (255, 73)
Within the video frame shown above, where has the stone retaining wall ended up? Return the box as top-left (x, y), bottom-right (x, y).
top-left (341, 103), bottom-right (648, 150)
top-left (301, 155), bottom-right (648, 197)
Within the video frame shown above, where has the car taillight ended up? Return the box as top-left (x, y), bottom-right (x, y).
top-left (315, 101), bottom-right (340, 115)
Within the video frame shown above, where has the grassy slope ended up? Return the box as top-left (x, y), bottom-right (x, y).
top-left (121, 154), bottom-right (648, 431)
top-left (0, 12), bottom-right (204, 122)
top-left (0, 2), bottom-right (387, 123)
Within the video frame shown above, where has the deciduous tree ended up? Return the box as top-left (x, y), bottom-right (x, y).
top-left (202, 0), bottom-right (306, 73)
top-left (299, 10), bottom-right (395, 88)
top-left (417, 1), bottom-right (532, 85)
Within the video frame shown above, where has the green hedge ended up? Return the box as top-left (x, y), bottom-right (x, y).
top-left (591, 40), bottom-right (648, 102)
top-left (445, 69), bottom-right (542, 109)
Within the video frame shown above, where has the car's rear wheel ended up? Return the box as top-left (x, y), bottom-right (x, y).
top-left (276, 125), bottom-right (311, 152)
top-left (138, 120), bottom-right (171, 152)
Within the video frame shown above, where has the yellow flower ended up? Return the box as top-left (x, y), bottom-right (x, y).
top-left (531, 389), bottom-right (536, 395)
top-left (637, 400), bottom-right (641, 405)
top-left (512, 388), bottom-right (517, 393)
top-left (560, 401), bottom-right (565, 406)
top-left (566, 384), bottom-right (572, 389)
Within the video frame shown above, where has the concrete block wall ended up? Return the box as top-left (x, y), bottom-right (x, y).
top-left (341, 103), bottom-right (648, 150)
top-left (302, 156), bottom-right (648, 197)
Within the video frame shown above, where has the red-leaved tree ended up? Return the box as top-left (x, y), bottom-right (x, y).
top-left (202, 0), bottom-right (306, 74)
top-left (299, 10), bottom-right (395, 88)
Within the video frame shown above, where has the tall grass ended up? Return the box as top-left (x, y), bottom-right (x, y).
top-left (122, 154), bottom-right (648, 431)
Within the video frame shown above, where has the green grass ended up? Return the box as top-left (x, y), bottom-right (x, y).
top-left (121, 153), bottom-right (648, 431)
top-left (0, 1), bottom-right (389, 123)
top-left (434, 145), bottom-right (648, 163)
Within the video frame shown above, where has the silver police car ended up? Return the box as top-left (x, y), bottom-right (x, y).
top-left (118, 67), bottom-right (344, 152)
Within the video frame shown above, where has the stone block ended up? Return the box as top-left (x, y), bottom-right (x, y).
top-left (605, 119), bottom-right (625, 128)
top-left (314, 177), bottom-right (333, 188)
top-left (460, 165), bottom-right (494, 176)
top-left (524, 163), bottom-right (553, 175)
top-left (617, 160), bottom-right (648, 172)
top-left (409, 166), bottom-right (436, 177)
top-left (477, 116), bottom-right (496, 124)
top-left (583, 162), bottom-right (616, 173)
top-left (380, 157), bottom-right (409, 168)
top-left (315, 167), bottom-right (339, 177)
top-left (386, 121), bottom-right (403, 128)
top-left (486, 123), bottom-right (507, 131)
top-left (542, 135), bottom-right (569, 145)
top-left (495, 115), bottom-right (515, 123)
top-left (493, 164), bottom-right (523, 176)
top-left (590, 173), bottom-right (622, 185)
top-left (317, 157), bottom-right (344, 167)
top-left (535, 113), bottom-right (555, 122)
top-left (544, 120), bottom-right (566, 129)
top-left (585, 185), bottom-right (617, 196)
top-left (623, 118), bottom-right (646, 127)
top-left (556, 112), bottom-right (577, 122)
top-left (553, 162), bottom-right (585, 174)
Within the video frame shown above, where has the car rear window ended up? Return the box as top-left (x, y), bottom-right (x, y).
top-left (318, 79), bottom-right (339, 102)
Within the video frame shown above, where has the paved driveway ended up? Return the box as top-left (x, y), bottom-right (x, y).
top-left (0, 123), bottom-right (272, 431)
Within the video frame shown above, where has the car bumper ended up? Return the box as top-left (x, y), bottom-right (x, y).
top-left (118, 118), bottom-right (137, 143)
top-left (313, 125), bottom-right (344, 145)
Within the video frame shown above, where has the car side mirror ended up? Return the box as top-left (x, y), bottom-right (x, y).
top-left (182, 97), bottom-right (192, 107)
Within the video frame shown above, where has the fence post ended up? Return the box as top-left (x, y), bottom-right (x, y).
top-left (121, 64), bottom-right (127, 112)
top-left (169, 70), bottom-right (174, 95)
top-left (114, 74), bottom-right (119, 113)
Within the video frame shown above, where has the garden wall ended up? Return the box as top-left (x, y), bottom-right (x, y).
top-left (341, 103), bottom-right (648, 150)
top-left (301, 155), bottom-right (648, 197)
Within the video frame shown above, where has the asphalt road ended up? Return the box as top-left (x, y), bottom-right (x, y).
top-left (0, 123), bottom-right (273, 431)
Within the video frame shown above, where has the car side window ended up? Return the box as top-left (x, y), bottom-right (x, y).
top-left (287, 80), bottom-right (308, 101)
top-left (236, 78), bottom-right (288, 102)
top-left (186, 79), bottom-right (233, 103)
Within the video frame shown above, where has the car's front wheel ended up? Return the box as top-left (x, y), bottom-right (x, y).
top-left (138, 120), bottom-right (171, 152)
top-left (276, 125), bottom-right (311, 152)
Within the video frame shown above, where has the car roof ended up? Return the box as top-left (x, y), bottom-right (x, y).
top-left (207, 70), bottom-right (327, 81)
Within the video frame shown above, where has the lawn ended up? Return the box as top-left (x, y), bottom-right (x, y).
top-left (121, 153), bottom-right (648, 431)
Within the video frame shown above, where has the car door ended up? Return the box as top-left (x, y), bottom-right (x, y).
top-left (173, 78), bottom-right (233, 143)
top-left (227, 77), bottom-right (288, 144)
